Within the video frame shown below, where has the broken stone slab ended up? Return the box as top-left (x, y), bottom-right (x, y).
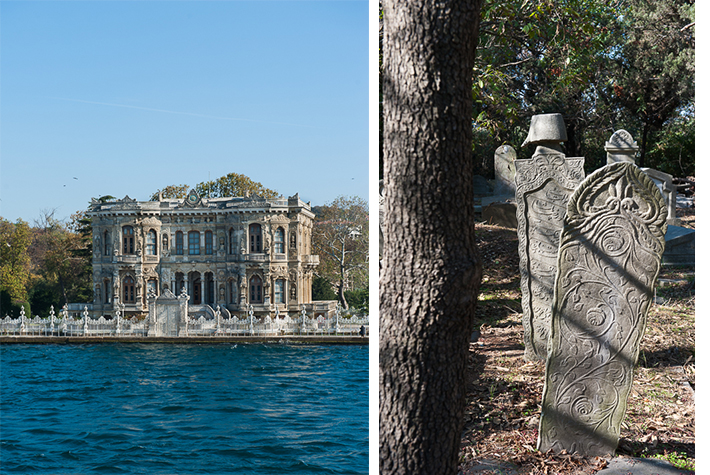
top-left (595, 456), bottom-right (693, 475)
top-left (515, 152), bottom-right (585, 361)
top-left (662, 225), bottom-right (695, 266)
top-left (538, 162), bottom-right (667, 457)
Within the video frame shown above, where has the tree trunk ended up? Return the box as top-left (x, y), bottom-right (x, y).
top-left (379, 0), bottom-right (483, 473)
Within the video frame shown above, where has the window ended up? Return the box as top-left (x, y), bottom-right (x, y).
top-left (146, 230), bottom-right (157, 255)
top-left (104, 230), bottom-right (111, 256)
top-left (104, 280), bottom-right (111, 304)
top-left (275, 227), bottom-right (285, 254)
top-left (205, 231), bottom-right (213, 255)
top-left (249, 275), bottom-right (262, 303)
top-left (175, 232), bottom-right (184, 255)
top-left (122, 226), bottom-right (134, 254)
top-left (230, 279), bottom-right (237, 304)
top-left (274, 279), bottom-right (285, 304)
top-left (147, 279), bottom-right (157, 296)
top-left (229, 229), bottom-right (237, 255)
top-left (123, 276), bottom-right (135, 303)
top-left (188, 231), bottom-right (200, 255)
top-left (249, 224), bottom-right (262, 252)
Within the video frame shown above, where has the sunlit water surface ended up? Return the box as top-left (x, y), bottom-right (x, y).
top-left (1, 343), bottom-right (368, 474)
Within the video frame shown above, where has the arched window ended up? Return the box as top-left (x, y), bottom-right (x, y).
top-left (104, 230), bottom-right (111, 256)
top-left (249, 275), bottom-right (262, 304)
top-left (274, 279), bottom-right (285, 304)
top-left (175, 231), bottom-right (184, 255)
top-left (123, 276), bottom-right (135, 303)
top-left (275, 227), bottom-right (285, 254)
top-left (122, 226), bottom-right (134, 254)
top-left (249, 224), bottom-right (262, 253)
top-left (229, 228), bottom-right (237, 255)
top-left (188, 231), bottom-right (200, 255)
top-left (205, 231), bottom-right (213, 255)
top-left (146, 230), bottom-right (157, 255)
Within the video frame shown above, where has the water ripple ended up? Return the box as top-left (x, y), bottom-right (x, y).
top-left (1, 344), bottom-right (368, 474)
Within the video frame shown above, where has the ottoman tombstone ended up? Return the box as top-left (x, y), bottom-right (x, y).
top-left (494, 144), bottom-right (517, 196)
top-left (515, 113), bottom-right (585, 361)
top-left (537, 162), bottom-right (667, 457)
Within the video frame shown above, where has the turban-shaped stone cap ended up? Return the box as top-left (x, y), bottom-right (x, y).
top-left (522, 113), bottom-right (568, 147)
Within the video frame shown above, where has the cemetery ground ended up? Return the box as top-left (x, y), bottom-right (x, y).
top-left (459, 204), bottom-right (695, 474)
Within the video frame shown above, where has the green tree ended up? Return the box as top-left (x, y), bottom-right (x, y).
top-left (380, 0), bottom-right (483, 472)
top-left (312, 275), bottom-right (338, 301)
top-left (0, 218), bottom-right (32, 305)
top-left (344, 287), bottom-right (368, 313)
top-left (312, 196), bottom-right (368, 310)
top-left (195, 173), bottom-right (279, 199)
top-left (149, 184), bottom-right (190, 201)
top-left (29, 211), bottom-right (92, 307)
top-left (610, 0), bottom-right (694, 168)
top-left (150, 174), bottom-right (279, 201)
top-left (472, 0), bottom-right (625, 171)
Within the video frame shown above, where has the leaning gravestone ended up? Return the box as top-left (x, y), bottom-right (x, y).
top-left (515, 113), bottom-right (585, 361)
top-left (537, 162), bottom-right (667, 457)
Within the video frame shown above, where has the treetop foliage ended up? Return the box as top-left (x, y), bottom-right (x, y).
top-left (149, 173), bottom-right (279, 201)
top-left (380, 0), bottom-right (694, 177)
top-left (471, 0), bottom-right (694, 175)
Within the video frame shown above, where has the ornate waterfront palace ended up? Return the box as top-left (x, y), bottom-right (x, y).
top-left (87, 190), bottom-right (321, 319)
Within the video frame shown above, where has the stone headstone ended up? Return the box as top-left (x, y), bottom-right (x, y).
top-left (605, 129), bottom-right (638, 165)
top-left (494, 145), bottom-right (517, 195)
top-left (516, 113), bottom-right (584, 362)
top-left (473, 174), bottom-right (493, 197)
top-left (537, 162), bottom-right (667, 457)
top-left (641, 168), bottom-right (679, 226)
top-left (482, 201), bottom-right (517, 229)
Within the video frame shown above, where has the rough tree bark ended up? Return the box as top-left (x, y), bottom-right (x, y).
top-left (379, 0), bottom-right (483, 474)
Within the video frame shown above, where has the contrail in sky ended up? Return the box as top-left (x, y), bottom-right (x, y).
top-left (50, 97), bottom-right (317, 128)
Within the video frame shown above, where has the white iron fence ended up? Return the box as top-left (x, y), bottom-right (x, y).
top-left (1, 305), bottom-right (369, 338)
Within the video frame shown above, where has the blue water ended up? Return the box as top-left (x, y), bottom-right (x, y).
top-left (0, 344), bottom-right (368, 474)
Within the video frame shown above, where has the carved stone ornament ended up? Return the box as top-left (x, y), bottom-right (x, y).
top-left (537, 162), bottom-right (667, 457)
top-left (181, 189), bottom-right (202, 208)
top-left (515, 152), bottom-right (585, 361)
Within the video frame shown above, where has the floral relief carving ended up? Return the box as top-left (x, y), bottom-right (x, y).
top-left (537, 162), bottom-right (666, 457)
top-left (515, 152), bottom-right (585, 361)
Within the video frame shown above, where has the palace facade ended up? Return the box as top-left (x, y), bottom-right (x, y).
top-left (88, 190), bottom-right (321, 319)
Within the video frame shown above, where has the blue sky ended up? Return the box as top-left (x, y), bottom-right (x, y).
top-left (0, 0), bottom-right (369, 223)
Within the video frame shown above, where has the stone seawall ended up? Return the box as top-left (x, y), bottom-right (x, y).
top-left (0, 336), bottom-right (368, 345)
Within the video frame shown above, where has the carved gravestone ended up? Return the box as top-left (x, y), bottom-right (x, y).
top-left (516, 113), bottom-right (585, 361)
top-left (605, 129), bottom-right (638, 165)
top-left (494, 145), bottom-right (517, 195)
top-left (537, 162), bottom-right (667, 457)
